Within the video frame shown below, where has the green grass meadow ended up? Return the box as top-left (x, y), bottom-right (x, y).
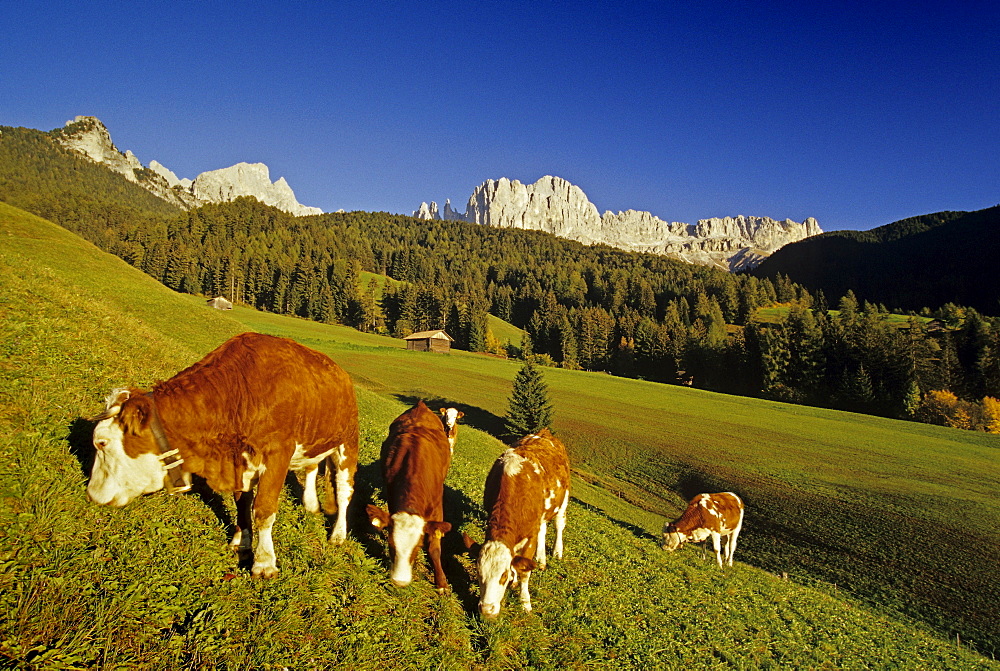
top-left (2, 201), bottom-right (998, 668)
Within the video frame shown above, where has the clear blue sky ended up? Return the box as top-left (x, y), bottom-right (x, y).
top-left (3, 1), bottom-right (997, 231)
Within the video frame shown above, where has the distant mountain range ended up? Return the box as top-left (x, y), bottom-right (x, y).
top-left (415, 176), bottom-right (822, 271)
top-left (752, 206), bottom-right (1000, 314)
top-left (2, 116), bottom-right (823, 272)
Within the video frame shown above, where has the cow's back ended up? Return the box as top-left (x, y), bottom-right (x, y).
top-left (485, 429), bottom-right (570, 540)
top-left (381, 401), bottom-right (451, 518)
top-left (155, 333), bottom-right (358, 490)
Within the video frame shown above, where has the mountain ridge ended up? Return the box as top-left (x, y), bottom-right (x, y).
top-left (415, 175), bottom-right (822, 271)
top-left (752, 205), bottom-right (1000, 314)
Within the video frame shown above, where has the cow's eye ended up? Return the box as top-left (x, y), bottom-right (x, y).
top-left (95, 439), bottom-right (108, 450)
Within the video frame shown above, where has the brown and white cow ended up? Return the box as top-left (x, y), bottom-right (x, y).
top-left (467, 428), bottom-right (570, 619)
top-left (87, 332), bottom-right (359, 578)
top-left (439, 407), bottom-right (463, 453)
top-left (661, 492), bottom-right (744, 568)
top-left (366, 401), bottom-right (453, 593)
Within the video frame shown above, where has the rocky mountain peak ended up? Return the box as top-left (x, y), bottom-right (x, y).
top-left (54, 117), bottom-right (321, 216)
top-left (415, 176), bottom-right (822, 270)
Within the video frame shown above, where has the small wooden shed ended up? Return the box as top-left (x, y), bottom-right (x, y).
top-left (404, 329), bottom-right (454, 353)
top-left (206, 296), bottom-right (233, 310)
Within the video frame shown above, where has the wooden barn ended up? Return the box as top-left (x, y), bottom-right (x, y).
top-left (206, 296), bottom-right (233, 310)
top-left (404, 330), bottom-right (454, 353)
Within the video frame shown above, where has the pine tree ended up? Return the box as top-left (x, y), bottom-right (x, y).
top-left (504, 359), bottom-right (554, 438)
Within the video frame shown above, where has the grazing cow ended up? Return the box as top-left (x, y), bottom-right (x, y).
top-left (87, 332), bottom-right (359, 578)
top-left (367, 401), bottom-right (453, 593)
top-left (466, 428), bottom-right (570, 619)
top-left (439, 407), bottom-right (463, 452)
top-left (661, 492), bottom-right (744, 567)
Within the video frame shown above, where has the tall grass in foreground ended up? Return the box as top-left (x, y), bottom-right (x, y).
top-left (0, 202), bottom-right (996, 668)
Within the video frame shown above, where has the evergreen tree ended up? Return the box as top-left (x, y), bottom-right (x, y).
top-left (504, 359), bottom-right (555, 438)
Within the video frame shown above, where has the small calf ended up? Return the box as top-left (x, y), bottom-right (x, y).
top-left (661, 492), bottom-right (744, 567)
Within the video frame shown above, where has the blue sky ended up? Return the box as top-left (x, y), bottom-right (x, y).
top-left (3, 1), bottom-right (997, 231)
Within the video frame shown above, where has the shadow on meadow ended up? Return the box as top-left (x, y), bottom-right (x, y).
top-left (392, 393), bottom-right (507, 441)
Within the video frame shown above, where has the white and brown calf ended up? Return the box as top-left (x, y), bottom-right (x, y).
top-left (466, 429), bottom-right (570, 619)
top-left (661, 492), bottom-right (744, 567)
top-left (439, 407), bottom-right (463, 453)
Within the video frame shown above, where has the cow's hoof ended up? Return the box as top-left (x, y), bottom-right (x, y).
top-left (252, 563), bottom-right (279, 579)
top-left (435, 586), bottom-right (450, 595)
top-left (328, 530), bottom-right (347, 545)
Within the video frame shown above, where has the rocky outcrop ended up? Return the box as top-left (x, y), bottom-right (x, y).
top-left (55, 116), bottom-right (321, 216)
top-left (415, 175), bottom-right (822, 270)
top-left (191, 163), bottom-right (322, 216)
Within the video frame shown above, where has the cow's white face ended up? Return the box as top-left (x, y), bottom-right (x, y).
top-left (478, 540), bottom-right (517, 619)
top-left (388, 512), bottom-right (426, 587)
top-left (661, 527), bottom-right (685, 552)
top-left (441, 407), bottom-right (461, 431)
top-left (87, 399), bottom-right (166, 507)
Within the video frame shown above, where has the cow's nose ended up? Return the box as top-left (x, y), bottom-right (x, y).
top-left (479, 602), bottom-right (500, 620)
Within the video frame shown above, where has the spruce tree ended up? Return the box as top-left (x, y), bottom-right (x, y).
top-left (504, 359), bottom-right (554, 439)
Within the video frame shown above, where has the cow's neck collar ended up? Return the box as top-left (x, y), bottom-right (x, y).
top-left (146, 392), bottom-right (191, 494)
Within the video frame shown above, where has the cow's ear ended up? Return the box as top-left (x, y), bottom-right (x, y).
top-left (425, 521), bottom-right (452, 538)
top-left (457, 411), bottom-right (464, 420)
top-left (462, 532), bottom-right (481, 556)
top-left (439, 408), bottom-right (447, 416)
top-left (511, 556), bottom-right (536, 572)
top-left (118, 395), bottom-right (151, 436)
top-left (367, 505), bottom-right (390, 529)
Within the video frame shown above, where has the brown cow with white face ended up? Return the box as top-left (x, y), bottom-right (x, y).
top-left (87, 332), bottom-right (359, 578)
top-left (661, 492), bottom-right (744, 567)
top-left (367, 401), bottom-right (453, 593)
top-left (467, 429), bottom-right (570, 619)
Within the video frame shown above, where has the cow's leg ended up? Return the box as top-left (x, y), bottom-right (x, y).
top-left (727, 526), bottom-right (741, 567)
top-left (250, 468), bottom-right (284, 579)
top-left (535, 518), bottom-right (548, 570)
top-left (328, 447), bottom-right (355, 544)
top-left (711, 532), bottom-right (723, 568)
top-left (553, 491), bottom-right (569, 559)
top-left (302, 465), bottom-right (320, 514)
top-left (518, 570), bottom-right (533, 612)
top-left (427, 529), bottom-right (448, 594)
top-left (229, 491), bottom-right (254, 553)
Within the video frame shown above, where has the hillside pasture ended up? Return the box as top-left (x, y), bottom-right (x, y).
top-left (0, 202), bottom-right (997, 668)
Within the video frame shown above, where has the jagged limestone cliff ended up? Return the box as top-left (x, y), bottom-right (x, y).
top-left (415, 175), bottom-right (821, 270)
top-left (56, 117), bottom-right (322, 216)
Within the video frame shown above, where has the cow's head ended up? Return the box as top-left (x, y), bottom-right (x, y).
top-left (439, 407), bottom-right (463, 432)
top-left (87, 388), bottom-right (167, 506)
top-left (367, 505), bottom-right (451, 587)
top-left (661, 523), bottom-right (686, 552)
top-left (439, 408), bottom-right (463, 452)
top-left (471, 537), bottom-right (535, 620)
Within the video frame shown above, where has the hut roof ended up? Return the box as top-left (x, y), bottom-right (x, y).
top-left (404, 330), bottom-right (454, 341)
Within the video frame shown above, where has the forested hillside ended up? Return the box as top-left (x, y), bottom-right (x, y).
top-left (2, 123), bottom-right (999, 430)
top-left (753, 206), bottom-right (1000, 315)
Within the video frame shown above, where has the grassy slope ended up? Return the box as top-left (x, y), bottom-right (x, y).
top-left (0, 201), bottom-right (996, 668)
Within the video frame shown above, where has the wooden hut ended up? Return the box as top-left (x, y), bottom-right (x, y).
top-left (404, 330), bottom-right (454, 353)
top-left (206, 296), bottom-right (233, 310)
